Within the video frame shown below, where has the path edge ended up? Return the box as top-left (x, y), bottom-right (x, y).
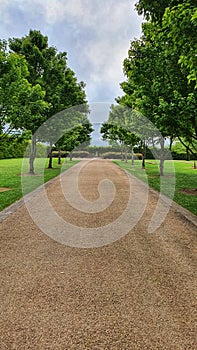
top-left (120, 165), bottom-right (197, 229)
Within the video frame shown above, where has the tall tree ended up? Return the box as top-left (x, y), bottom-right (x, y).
top-left (161, 3), bottom-right (197, 145)
top-left (118, 0), bottom-right (197, 173)
top-left (0, 40), bottom-right (29, 132)
top-left (101, 105), bottom-right (140, 163)
top-left (9, 30), bottom-right (88, 173)
top-left (57, 121), bottom-right (93, 162)
top-left (0, 39), bottom-right (48, 166)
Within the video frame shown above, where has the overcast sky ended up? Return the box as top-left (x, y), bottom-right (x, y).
top-left (0, 0), bottom-right (142, 104)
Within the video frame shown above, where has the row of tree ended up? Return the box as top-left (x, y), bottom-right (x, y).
top-left (0, 30), bottom-right (93, 173)
top-left (101, 0), bottom-right (197, 175)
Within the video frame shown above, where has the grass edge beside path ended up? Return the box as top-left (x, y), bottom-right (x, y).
top-left (114, 160), bottom-right (197, 217)
top-left (0, 158), bottom-right (79, 211)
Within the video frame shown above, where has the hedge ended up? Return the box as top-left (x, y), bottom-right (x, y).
top-left (0, 135), bottom-right (29, 159)
top-left (102, 152), bottom-right (143, 160)
top-left (52, 151), bottom-right (91, 158)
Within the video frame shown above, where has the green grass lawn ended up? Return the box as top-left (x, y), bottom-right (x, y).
top-left (114, 160), bottom-right (197, 216)
top-left (1, 158), bottom-right (196, 216)
top-left (0, 158), bottom-right (79, 211)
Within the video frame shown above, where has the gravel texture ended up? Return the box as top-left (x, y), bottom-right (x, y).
top-left (0, 159), bottom-right (197, 350)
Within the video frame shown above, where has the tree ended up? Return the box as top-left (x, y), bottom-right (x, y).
top-left (132, 2), bottom-right (197, 143)
top-left (0, 40), bottom-right (31, 133)
top-left (57, 121), bottom-right (93, 162)
top-left (8, 30), bottom-right (54, 173)
top-left (162, 3), bottom-right (197, 88)
top-left (0, 131), bottom-right (31, 159)
top-left (101, 105), bottom-right (140, 163)
top-left (41, 53), bottom-right (88, 169)
top-left (0, 39), bottom-right (48, 168)
top-left (118, 7), bottom-right (197, 174)
top-left (135, 0), bottom-right (186, 23)
top-left (9, 29), bottom-right (88, 173)
top-left (172, 139), bottom-right (197, 161)
top-left (115, 1), bottom-right (197, 175)
top-left (161, 3), bottom-right (197, 149)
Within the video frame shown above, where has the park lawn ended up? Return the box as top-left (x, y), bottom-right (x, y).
top-left (114, 160), bottom-right (197, 216)
top-left (0, 158), bottom-right (79, 211)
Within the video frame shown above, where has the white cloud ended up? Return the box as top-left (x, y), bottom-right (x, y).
top-left (73, 1), bottom-right (141, 101)
top-left (0, 0), bottom-right (142, 102)
top-left (33, 0), bottom-right (84, 24)
top-left (0, 0), bottom-right (9, 11)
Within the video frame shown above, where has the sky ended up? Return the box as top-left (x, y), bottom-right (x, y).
top-left (0, 0), bottom-right (143, 105)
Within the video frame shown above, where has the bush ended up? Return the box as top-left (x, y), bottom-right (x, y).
top-left (86, 146), bottom-right (124, 156)
top-left (71, 151), bottom-right (90, 158)
top-left (102, 152), bottom-right (122, 159)
top-left (0, 134), bottom-right (30, 159)
top-left (102, 152), bottom-right (143, 160)
top-left (171, 151), bottom-right (197, 160)
top-left (52, 150), bottom-right (69, 158)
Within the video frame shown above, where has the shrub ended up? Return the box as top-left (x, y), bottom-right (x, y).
top-left (171, 151), bottom-right (197, 160)
top-left (52, 150), bottom-right (69, 158)
top-left (85, 146), bottom-right (125, 156)
top-left (102, 152), bottom-right (143, 160)
top-left (102, 152), bottom-right (123, 159)
top-left (71, 151), bottom-right (90, 158)
top-left (0, 134), bottom-right (30, 159)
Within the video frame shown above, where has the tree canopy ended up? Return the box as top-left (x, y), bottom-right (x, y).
top-left (116, 0), bottom-right (197, 173)
top-left (1, 29), bottom-right (89, 172)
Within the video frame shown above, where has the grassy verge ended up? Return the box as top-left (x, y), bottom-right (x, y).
top-left (114, 160), bottom-right (197, 216)
top-left (0, 158), bottom-right (79, 211)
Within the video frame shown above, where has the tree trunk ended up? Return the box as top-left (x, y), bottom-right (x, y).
top-left (70, 151), bottom-right (73, 161)
top-left (58, 147), bottom-right (61, 165)
top-left (131, 147), bottom-right (134, 166)
top-left (48, 142), bottom-right (53, 169)
top-left (169, 136), bottom-right (173, 151)
top-left (186, 147), bottom-right (190, 161)
top-left (141, 141), bottom-right (146, 169)
top-left (121, 146), bottom-right (124, 161)
top-left (160, 158), bottom-right (165, 177)
top-left (142, 155), bottom-right (145, 169)
top-left (125, 148), bottom-right (128, 163)
top-left (160, 138), bottom-right (165, 176)
top-left (194, 161), bottom-right (197, 169)
top-left (29, 134), bottom-right (36, 174)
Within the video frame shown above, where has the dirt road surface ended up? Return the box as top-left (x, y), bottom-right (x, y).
top-left (0, 160), bottom-right (196, 349)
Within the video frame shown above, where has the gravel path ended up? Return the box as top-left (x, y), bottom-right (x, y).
top-left (0, 159), bottom-right (197, 349)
